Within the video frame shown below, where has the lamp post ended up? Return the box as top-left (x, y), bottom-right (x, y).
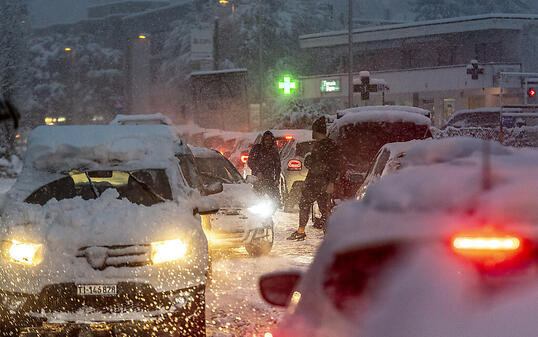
top-left (258, 0), bottom-right (263, 128)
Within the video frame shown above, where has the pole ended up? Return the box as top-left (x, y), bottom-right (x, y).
top-left (213, 17), bottom-right (219, 70)
top-left (258, 0), bottom-right (263, 128)
top-left (348, 0), bottom-right (353, 108)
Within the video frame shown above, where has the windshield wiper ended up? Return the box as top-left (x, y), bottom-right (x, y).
top-left (85, 172), bottom-right (100, 198)
top-left (128, 172), bottom-right (167, 203)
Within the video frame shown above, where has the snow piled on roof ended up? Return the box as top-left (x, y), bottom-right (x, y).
top-left (109, 113), bottom-right (172, 126)
top-left (334, 109), bottom-right (431, 129)
top-left (189, 145), bottom-right (220, 158)
top-left (340, 105), bottom-right (431, 117)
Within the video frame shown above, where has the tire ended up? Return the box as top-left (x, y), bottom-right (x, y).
top-left (245, 225), bottom-right (274, 256)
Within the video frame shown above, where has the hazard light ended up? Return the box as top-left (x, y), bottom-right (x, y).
top-left (240, 155), bottom-right (249, 164)
top-left (287, 159), bottom-right (302, 171)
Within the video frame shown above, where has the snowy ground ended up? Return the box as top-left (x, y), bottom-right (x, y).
top-left (207, 211), bottom-right (324, 336)
top-left (0, 173), bottom-right (322, 336)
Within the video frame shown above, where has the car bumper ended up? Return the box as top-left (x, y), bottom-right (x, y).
top-left (207, 212), bottom-right (272, 250)
top-left (2, 283), bottom-right (205, 335)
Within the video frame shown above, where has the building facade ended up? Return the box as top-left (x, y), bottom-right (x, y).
top-left (298, 14), bottom-right (538, 125)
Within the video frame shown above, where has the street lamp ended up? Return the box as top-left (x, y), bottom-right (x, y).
top-left (138, 34), bottom-right (148, 39)
top-left (64, 47), bottom-right (72, 51)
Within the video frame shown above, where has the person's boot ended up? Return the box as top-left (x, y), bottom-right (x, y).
top-left (287, 231), bottom-right (306, 241)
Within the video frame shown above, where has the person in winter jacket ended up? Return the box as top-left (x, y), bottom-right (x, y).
top-left (287, 117), bottom-right (340, 241)
top-left (247, 131), bottom-right (281, 204)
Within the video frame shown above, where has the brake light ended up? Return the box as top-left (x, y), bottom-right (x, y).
top-left (284, 135), bottom-right (294, 140)
top-left (451, 231), bottom-right (524, 267)
top-left (287, 159), bottom-right (302, 171)
top-left (453, 237), bottom-right (520, 251)
top-left (240, 155), bottom-right (249, 164)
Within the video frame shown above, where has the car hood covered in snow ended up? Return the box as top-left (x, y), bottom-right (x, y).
top-left (0, 189), bottom-right (207, 294)
top-left (276, 138), bottom-right (538, 337)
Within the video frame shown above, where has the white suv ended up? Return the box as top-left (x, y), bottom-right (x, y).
top-left (0, 125), bottom-right (217, 337)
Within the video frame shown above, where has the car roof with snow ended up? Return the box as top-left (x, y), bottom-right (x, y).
top-left (337, 105), bottom-right (432, 118)
top-left (330, 109), bottom-right (431, 134)
top-left (9, 125), bottom-right (189, 201)
top-left (188, 145), bottom-right (221, 159)
top-left (109, 113), bottom-right (173, 126)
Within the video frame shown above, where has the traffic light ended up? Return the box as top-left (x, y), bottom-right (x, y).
top-left (528, 88), bottom-right (536, 98)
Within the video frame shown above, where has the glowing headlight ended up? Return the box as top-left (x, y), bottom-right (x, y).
top-left (8, 240), bottom-right (42, 266)
top-left (151, 239), bottom-right (187, 264)
top-left (248, 200), bottom-right (275, 218)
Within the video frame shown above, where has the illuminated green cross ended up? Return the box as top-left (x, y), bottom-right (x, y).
top-left (279, 76), bottom-right (296, 95)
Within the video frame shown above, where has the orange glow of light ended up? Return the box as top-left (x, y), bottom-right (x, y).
top-left (219, 0), bottom-right (230, 4)
top-left (451, 230), bottom-right (524, 266)
top-left (284, 135), bottom-right (294, 140)
top-left (15, 134), bottom-right (20, 139)
top-left (64, 47), bottom-right (71, 51)
top-left (264, 333), bottom-right (273, 337)
top-left (138, 35), bottom-right (147, 39)
top-left (240, 155), bottom-right (249, 164)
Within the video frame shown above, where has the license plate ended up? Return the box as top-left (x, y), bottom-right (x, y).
top-left (76, 284), bottom-right (117, 296)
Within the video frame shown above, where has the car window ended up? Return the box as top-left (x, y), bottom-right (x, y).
top-left (194, 156), bottom-right (243, 184)
top-left (24, 169), bottom-right (172, 206)
top-left (177, 153), bottom-right (202, 189)
top-left (373, 149), bottom-right (390, 176)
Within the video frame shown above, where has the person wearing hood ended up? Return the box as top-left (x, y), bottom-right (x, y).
top-left (287, 117), bottom-right (340, 241)
top-left (247, 130), bottom-right (281, 204)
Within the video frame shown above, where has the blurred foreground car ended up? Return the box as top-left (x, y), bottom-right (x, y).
top-left (259, 137), bottom-right (538, 337)
top-left (109, 113), bottom-right (173, 126)
top-left (0, 125), bottom-right (218, 337)
top-left (328, 108), bottom-right (432, 200)
top-left (190, 146), bottom-right (275, 256)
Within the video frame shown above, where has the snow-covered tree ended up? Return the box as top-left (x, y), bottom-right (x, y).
top-left (24, 33), bottom-right (124, 125)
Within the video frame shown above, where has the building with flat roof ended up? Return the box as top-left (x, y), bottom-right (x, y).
top-left (298, 14), bottom-right (538, 125)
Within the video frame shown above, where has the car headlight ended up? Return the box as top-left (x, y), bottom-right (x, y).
top-left (151, 239), bottom-right (187, 264)
top-left (8, 240), bottom-right (42, 266)
top-left (248, 200), bottom-right (275, 218)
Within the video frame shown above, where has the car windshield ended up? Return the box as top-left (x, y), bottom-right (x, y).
top-left (24, 169), bottom-right (172, 206)
top-left (194, 156), bottom-right (243, 185)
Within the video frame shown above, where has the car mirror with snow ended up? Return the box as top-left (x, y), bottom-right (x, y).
top-left (259, 271), bottom-right (301, 307)
top-left (245, 175), bottom-right (258, 184)
top-left (194, 196), bottom-right (220, 215)
top-left (348, 172), bottom-right (365, 184)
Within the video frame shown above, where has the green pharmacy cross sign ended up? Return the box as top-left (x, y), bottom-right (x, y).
top-left (278, 75), bottom-right (297, 95)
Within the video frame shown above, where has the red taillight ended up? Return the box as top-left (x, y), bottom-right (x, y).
top-left (287, 159), bottom-right (302, 171)
top-left (284, 135), bottom-right (294, 140)
top-left (451, 230), bottom-right (524, 267)
top-left (452, 237), bottom-right (520, 251)
top-left (240, 155), bottom-right (249, 164)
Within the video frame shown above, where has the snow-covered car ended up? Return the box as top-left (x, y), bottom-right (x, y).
top-left (328, 108), bottom-right (432, 200)
top-left (279, 139), bottom-right (316, 211)
top-left (259, 137), bottom-right (538, 337)
top-left (0, 125), bottom-right (219, 337)
top-left (356, 137), bottom-right (507, 200)
top-left (337, 105), bottom-right (432, 120)
top-left (441, 108), bottom-right (537, 129)
top-left (189, 146), bottom-right (275, 256)
top-left (109, 113), bottom-right (173, 126)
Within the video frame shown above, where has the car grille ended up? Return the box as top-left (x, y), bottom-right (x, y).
top-left (77, 245), bottom-right (152, 270)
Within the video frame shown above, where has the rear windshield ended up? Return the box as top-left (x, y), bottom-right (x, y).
top-left (337, 122), bottom-right (431, 172)
top-left (194, 156), bottom-right (243, 184)
top-left (25, 169), bottom-right (172, 206)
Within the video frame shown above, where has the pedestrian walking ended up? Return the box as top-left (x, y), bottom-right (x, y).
top-left (247, 131), bottom-right (281, 205)
top-left (287, 117), bottom-right (340, 241)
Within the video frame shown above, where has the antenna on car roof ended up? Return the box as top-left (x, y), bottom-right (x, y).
top-left (482, 139), bottom-right (491, 191)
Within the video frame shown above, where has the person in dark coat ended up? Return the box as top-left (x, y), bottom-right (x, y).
top-left (287, 117), bottom-right (340, 241)
top-left (247, 131), bottom-right (281, 204)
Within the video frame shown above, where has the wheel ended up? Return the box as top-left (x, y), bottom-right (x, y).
top-left (245, 225), bottom-right (274, 256)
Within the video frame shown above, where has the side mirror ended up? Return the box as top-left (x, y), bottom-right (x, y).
top-left (201, 182), bottom-right (223, 196)
top-left (245, 175), bottom-right (258, 184)
top-left (193, 196), bottom-right (220, 215)
top-left (259, 271), bottom-right (301, 307)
